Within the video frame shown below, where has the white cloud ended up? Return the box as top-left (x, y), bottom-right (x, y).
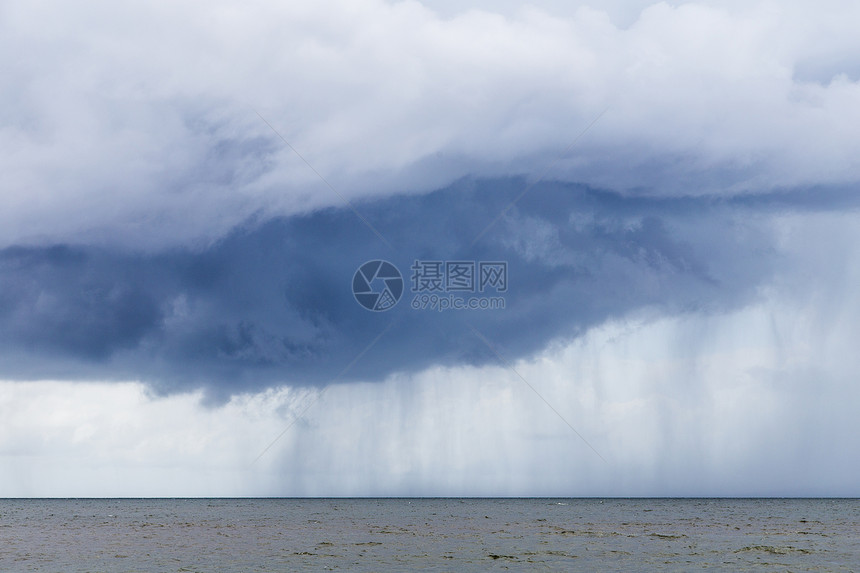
top-left (0, 380), bottom-right (320, 496)
top-left (2, 0), bottom-right (860, 249)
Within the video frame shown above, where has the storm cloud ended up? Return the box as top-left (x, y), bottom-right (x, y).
top-left (1, 178), bottom-right (851, 401)
top-left (2, 0), bottom-right (859, 496)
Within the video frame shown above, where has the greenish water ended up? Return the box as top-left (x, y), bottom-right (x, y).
top-left (1, 498), bottom-right (858, 571)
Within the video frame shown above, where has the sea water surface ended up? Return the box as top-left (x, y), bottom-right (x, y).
top-left (1, 498), bottom-right (858, 571)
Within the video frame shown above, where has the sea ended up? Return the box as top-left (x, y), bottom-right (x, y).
top-left (1, 498), bottom-right (858, 571)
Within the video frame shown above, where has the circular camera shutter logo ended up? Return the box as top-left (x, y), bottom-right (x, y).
top-left (352, 260), bottom-right (404, 311)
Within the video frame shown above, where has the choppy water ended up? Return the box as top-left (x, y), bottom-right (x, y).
top-left (1, 498), bottom-right (858, 571)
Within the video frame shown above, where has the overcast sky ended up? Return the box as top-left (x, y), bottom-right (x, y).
top-left (1, 0), bottom-right (859, 496)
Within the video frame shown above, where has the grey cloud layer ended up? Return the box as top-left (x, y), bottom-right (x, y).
top-left (1, 178), bottom-right (845, 400)
top-left (3, 0), bottom-right (860, 249)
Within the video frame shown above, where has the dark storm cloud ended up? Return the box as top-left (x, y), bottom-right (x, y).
top-left (1, 178), bottom-right (854, 400)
